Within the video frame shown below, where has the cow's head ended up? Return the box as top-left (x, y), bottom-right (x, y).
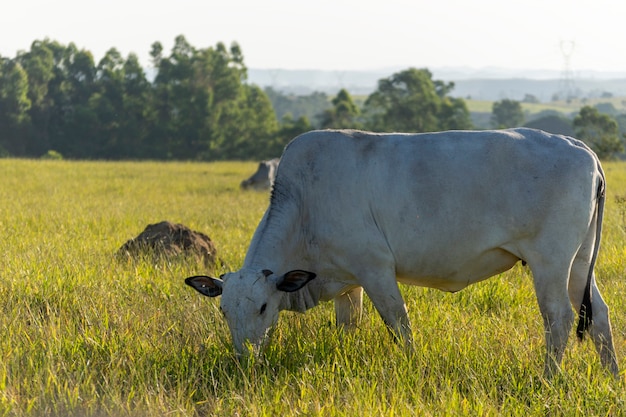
top-left (240, 161), bottom-right (272, 190)
top-left (185, 268), bottom-right (316, 355)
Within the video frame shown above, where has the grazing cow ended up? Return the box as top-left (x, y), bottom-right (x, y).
top-left (240, 158), bottom-right (280, 190)
top-left (186, 128), bottom-right (618, 377)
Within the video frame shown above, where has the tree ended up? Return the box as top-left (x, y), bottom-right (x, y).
top-left (58, 45), bottom-right (98, 158)
top-left (265, 88), bottom-right (330, 128)
top-left (119, 53), bottom-right (154, 158)
top-left (150, 36), bottom-right (278, 160)
top-left (150, 36), bottom-right (201, 159)
top-left (15, 40), bottom-right (56, 155)
top-left (491, 99), bottom-right (524, 128)
top-left (522, 94), bottom-right (540, 104)
top-left (524, 114), bottom-right (574, 137)
top-left (209, 84), bottom-right (279, 160)
top-left (0, 58), bottom-right (31, 155)
top-left (86, 48), bottom-right (126, 157)
top-left (35, 40), bottom-right (76, 157)
top-left (274, 113), bottom-right (312, 154)
top-left (573, 106), bottom-right (624, 159)
top-left (363, 68), bottom-right (472, 132)
top-left (319, 88), bottom-right (361, 129)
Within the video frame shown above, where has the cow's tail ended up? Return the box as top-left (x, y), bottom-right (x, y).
top-left (576, 163), bottom-right (605, 341)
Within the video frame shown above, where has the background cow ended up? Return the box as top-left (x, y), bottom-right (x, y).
top-left (240, 158), bottom-right (280, 190)
top-left (187, 128), bottom-right (618, 377)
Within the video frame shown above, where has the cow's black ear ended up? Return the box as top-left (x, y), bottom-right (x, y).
top-left (185, 275), bottom-right (223, 297)
top-left (275, 270), bottom-right (316, 292)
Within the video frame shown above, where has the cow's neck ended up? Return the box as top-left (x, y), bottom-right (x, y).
top-left (243, 199), bottom-right (310, 272)
top-left (243, 200), bottom-right (323, 313)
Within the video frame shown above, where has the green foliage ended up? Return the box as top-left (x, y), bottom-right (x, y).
top-left (320, 88), bottom-right (362, 129)
top-left (264, 87), bottom-right (331, 128)
top-left (594, 102), bottom-right (619, 117)
top-left (574, 106), bottom-right (624, 159)
top-left (524, 114), bottom-right (574, 137)
top-left (364, 68), bottom-right (472, 132)
top-left (2, 39), bottom-right (494, 161)
top-left (522, 94), bottom-right (540, 104)
top-left (0, 158), bottom-right (624, 416)
top-left (2, 37), bottom-right (280, 161)
top-left (148, 37), bottom-right (278, 160)
top-left (40, 149), bottom-right (63, 160)
top-left (6, 35), bottom-right (626, 164)
top-left (491, 99), bottom-right (525, 128)
top-left (273, 114), bottom-right (313, 155)
top-left (0, 59), bottom-right (32, 155)
top-left (280, 113), bottom-right (312, 134)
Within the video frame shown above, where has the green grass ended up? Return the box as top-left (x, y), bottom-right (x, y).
top-left (466, 96), bottom-right (626, 116)
top-left (0, 158), bottom-right (624, 416)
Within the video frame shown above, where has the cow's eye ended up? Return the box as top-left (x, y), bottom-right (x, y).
top-left (259, 303), bottom-right (267, 315)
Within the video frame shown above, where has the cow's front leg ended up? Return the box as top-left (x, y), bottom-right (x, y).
top-left (361, 275), bottom-right (413, 346)
top-left (334, 286), bottom-right (363, 330)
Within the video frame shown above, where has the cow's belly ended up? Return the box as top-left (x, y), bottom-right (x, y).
top-left (395, 248), bottom-right (521, 292)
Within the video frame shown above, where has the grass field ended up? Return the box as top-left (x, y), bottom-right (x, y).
top-left (0, 158), bottom-right (625, 416)
top-left (466, 96), bottom-right (626, 116)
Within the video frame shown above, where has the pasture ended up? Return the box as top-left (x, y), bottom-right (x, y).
top-left (0, 158), bottom-right (624, 416)
top-left (465, 96), bottom-right (626, 115)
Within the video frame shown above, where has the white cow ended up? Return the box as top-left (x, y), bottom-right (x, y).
top-left (240, 158), bottom-right (280, 190)
top-left (186, 128), bottom-right (618, 376)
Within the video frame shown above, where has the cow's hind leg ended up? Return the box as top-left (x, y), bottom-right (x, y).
top-left (334, 286), bottom-right (363, 330)
top-left (587, 280), bottom-right (619, 376)
top-left (530, 260), bottom-right (574, 377)
top-left (569, 258), bottom-right (619, 376)
top-left (568, 220), bottom-right (620, 376)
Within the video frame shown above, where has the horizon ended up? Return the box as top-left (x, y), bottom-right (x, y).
top-left (246, 67), bottom-right (626, 101)
top-left (246, 66), bottom-right (626, 80)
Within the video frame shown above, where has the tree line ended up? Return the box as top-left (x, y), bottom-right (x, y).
top-left (0, 36), bottom-right (623, 160)
top-left (1, 37), bottom-right (284, 160)
top-left (0, 36), bottom-right (473, 160)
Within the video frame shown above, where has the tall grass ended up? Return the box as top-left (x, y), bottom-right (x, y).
top-left (0, 158), bottom-right (624, 416)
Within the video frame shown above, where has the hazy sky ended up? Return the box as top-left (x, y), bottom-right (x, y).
top-left (1, 0), bottom-right (623, 74)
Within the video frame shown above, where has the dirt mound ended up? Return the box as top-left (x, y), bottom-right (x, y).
top-left (117, 221), bottom-right (217, 267)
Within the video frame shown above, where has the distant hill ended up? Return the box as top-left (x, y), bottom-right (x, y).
top-left (451, 78), bottom-right (626, 102)
top-left (247, 67), bottom-right (626, 101)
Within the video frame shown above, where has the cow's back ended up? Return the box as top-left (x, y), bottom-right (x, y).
top-left (275, 128), bottom-right (598, 208)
